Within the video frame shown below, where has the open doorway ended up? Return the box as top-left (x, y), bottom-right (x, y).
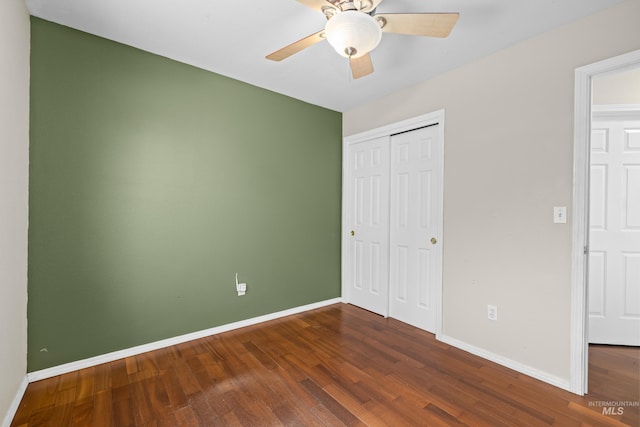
top-left (589, 68), bottom-right (640, 346)
top-left (586, 69), bottom-right (640, 421)
top-left (571, 50), bottom-right (640, 395)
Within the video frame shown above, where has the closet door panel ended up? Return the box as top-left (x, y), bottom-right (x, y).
top-left (389, 125), bottom-right (442, 332)
top-left (345, 136), bottom-right (390, 316)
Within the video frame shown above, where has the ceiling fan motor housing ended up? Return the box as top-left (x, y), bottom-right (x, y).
top-left (325, 10), bottom-right (382, 58)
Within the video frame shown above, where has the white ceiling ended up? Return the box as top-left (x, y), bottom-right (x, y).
top-left (25, 0), bottom-right (624, 112)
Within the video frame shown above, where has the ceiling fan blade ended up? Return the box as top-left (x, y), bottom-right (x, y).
top-left (376, 13), bottom-right (459, 38)
top-left (266, 30), bottom-right (325, 62)
top-left (350, 53), bottom-right (374, 79)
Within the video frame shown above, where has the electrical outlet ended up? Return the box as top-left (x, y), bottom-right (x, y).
top-left (487, 305), bottom-right (498, 321)
top-left (235, 273), bottom-right (247, 296)
top-left (237, 282), bottom-right (246, 296)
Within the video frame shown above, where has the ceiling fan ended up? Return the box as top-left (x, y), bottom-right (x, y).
top-left (266, 0), bottom-right (459, 79)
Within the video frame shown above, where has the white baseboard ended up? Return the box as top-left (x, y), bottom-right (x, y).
top-left (2, 375), bottom-right (28, 427)
top-left (27, 298), bottom-right (343, 383)
top-left (437, 333), bottom-right (571, 392)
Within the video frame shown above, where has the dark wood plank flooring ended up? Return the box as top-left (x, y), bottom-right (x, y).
top-left (11, 303), bottom-right (640, 426)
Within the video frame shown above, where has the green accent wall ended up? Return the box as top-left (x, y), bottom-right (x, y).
top-left (28, 18), bottom-right (342, 371)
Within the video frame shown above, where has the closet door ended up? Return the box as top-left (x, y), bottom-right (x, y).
top-left (345, 136), bottom-right (390, 316)
top-left (389, 125), bottom-right (442, 332)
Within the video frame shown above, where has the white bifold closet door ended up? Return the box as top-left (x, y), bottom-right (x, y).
top-left (345, 124), bottom-right (442, 333)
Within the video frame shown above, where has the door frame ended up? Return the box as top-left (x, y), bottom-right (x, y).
top-left (341, 110), bottom-right (445, 334)
top-left (571, 49), bottom-right (640, 395)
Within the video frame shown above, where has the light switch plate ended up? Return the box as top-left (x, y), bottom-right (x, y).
top-left (553, 207), bottom-right (567, 224)
top-left (488, 305), bottom-right (498, 321)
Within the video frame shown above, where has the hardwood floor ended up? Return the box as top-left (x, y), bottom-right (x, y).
top-left (11, 303), bottom-right (640, 426)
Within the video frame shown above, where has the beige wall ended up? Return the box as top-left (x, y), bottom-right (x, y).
top-left (0, 0), bottom-right (30, 423)
top-left (593, 67), bottom-right (640, 105)
top-left (344, 0), bottom-right (640, 382)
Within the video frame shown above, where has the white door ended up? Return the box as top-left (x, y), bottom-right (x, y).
top-left (345, 136), bottom-right (390, 316)
top-left (389, 125), bottom-right (442, 332)
top-left (589, 117), bottom-right (640, 345)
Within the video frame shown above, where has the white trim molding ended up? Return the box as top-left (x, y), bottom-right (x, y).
top-left (1, 375), bottom-right (28, 427)
top-left (592, 104), bottom-right (640, 120)
top-left (27, 298), bottom-right (343, 383)
top-left (343, 111), bottom-right (444, 143)
top-left (571, 49), bottom-right (640, 395)
top-left (438, 334), bottom-right (571, 392)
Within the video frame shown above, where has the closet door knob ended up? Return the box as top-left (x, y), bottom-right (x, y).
top-left (350, 230), bottom-right (355, 236)
top-left (430, 237), bottom-right (437, 244)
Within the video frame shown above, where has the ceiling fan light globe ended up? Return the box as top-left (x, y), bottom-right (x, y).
top-left (325, 10), bottom-right (382, 58)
